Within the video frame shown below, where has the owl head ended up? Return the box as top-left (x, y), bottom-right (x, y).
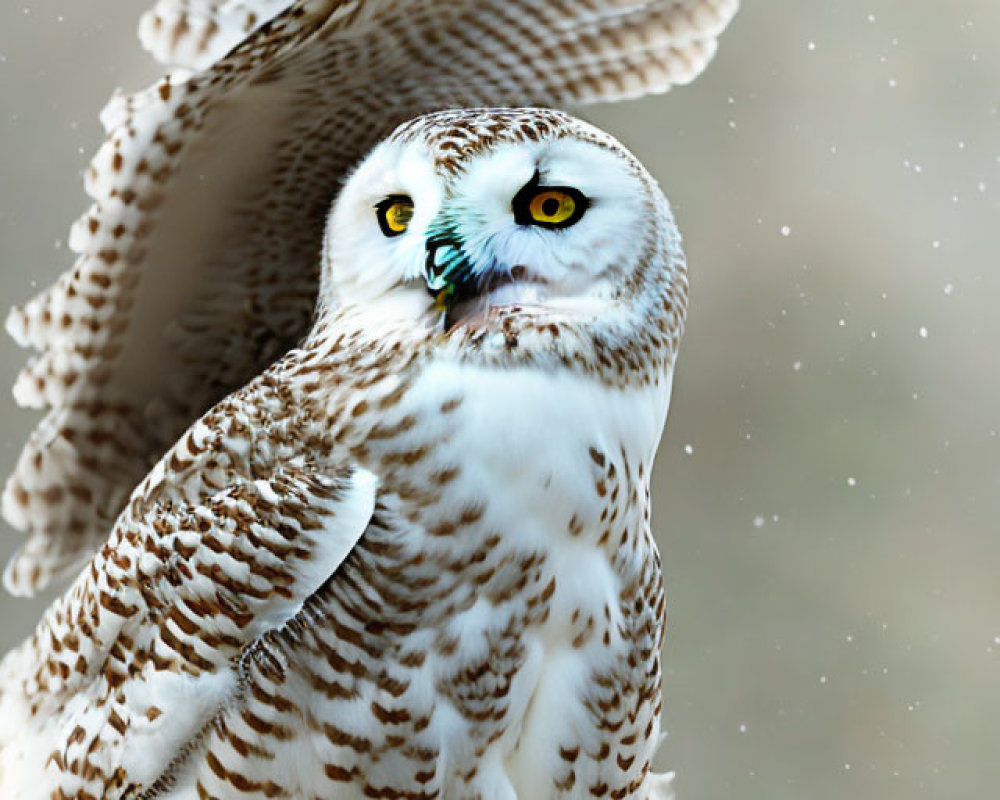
top-left (321, 108), bottom-right (687, 376)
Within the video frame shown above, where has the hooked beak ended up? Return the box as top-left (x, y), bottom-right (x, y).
top-left (424, 236), bottom-right (477, 313)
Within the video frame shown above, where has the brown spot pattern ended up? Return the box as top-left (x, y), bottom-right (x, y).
top-left (4, 0), bottom-right (737, 596)
top-left (0, 1), bottom-right (741, 795)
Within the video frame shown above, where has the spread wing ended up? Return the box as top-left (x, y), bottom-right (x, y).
top-left (0, 379), bottom-right (377, 798)
top-left (4, 0), bottom-right (740, 595)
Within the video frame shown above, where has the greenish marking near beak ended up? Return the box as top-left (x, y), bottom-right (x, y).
top-left (424, 230), bottom-right (476, 312)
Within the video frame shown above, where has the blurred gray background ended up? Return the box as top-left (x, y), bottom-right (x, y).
top-left (1, 2), bottom-right (998, 798)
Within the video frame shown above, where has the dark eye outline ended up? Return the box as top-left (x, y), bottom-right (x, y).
top-left (512, 172), bottom-right (589, 230)
top-left (375, 195), bottom-right (414, 238)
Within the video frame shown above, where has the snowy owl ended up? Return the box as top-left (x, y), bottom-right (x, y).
top-left (1, 2), bottom-right (740, 798)
top-left (3, 0), bottom-right (738, 596)
top-left (0, 104), bottom-right (686, 800)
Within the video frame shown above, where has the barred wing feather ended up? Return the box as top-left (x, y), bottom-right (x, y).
top-left (3, 0), bottom-right (739, 595)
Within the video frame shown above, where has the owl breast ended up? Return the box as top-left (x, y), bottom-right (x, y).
top-left (353, 361), bottom-right (671, 796)
top-left (171, 359), bottom-right (675, 800)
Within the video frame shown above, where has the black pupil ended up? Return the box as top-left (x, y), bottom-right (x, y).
top-left (542, 197), bottom-right (561, 217)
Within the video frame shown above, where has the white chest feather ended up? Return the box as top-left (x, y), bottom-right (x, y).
top-left (391, 362), bottom-right (675, 797)
top-left (409, 359), bottom-right (671, 533)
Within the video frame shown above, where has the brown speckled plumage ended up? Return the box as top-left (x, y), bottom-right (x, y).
top-left (1, 105), bottom-right (690, 798)
top-left (4, 0), bottom-right (737, 595)
top-left (1, 3), bottom-right (740, 798)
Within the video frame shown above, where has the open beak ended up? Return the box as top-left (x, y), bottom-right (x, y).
top-left (424, 236), bottom-right (476, 313)
top-left (422, 230), bottom-right (549, 330)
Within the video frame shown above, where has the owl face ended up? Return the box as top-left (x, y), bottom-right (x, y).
top-left (322, 109), bottom-right (667, 331)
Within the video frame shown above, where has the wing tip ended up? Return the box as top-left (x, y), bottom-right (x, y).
top-left (5, 303), bottom-right (34, 351)
top-left (138, 0), bottom-right (294, 71)
top-left (1, 539), bottom-right (84, 599)
top-left (2, 553), bottom-right (37, 599)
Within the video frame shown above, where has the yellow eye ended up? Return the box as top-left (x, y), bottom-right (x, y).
top-left (513, 178), bottom-right (588, 230)
top-left (376, 196), bottom-right (414, 237)
top-left (529, 190), bottom-right (578, 226)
